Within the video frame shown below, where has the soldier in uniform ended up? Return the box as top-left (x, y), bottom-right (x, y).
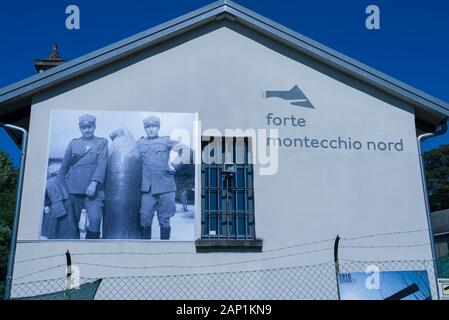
top-left (138, 116), bottom-right (189, 240)
top-left (58, 114), bottom-right (108, 239)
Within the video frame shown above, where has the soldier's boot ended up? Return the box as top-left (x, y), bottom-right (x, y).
top-left (85, 231), bottom-right (100, 239)
top-left (160, 227), bottom-right (171, 240)
top-left (142, 226), bottom-right (152, 239)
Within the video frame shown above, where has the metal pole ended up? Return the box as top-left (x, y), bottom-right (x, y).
top-left (334, 234), bottom-right (341, 300)
top-left (2, 123), bottom-right (28, 300)
top-left (417, 120), bottom-right (447, 300)
top-left (65, 250), bottom-right (72, 300)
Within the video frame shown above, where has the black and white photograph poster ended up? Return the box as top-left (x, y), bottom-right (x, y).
top-left (40, 109), bottom-right (197, 241)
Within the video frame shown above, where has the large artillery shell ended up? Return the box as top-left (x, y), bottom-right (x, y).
top-left (103, 128), bottom-right (142, 239)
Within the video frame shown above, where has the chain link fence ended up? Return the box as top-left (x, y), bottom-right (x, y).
top-left (10, 258), bottom-right (439, 300)
top-left (7, 229), bottom-right (443, 300)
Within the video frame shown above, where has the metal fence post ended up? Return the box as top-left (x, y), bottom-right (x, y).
top-left (334, 234), bottom-right (341, 300)
top-left (65, 250), bottom-right (72, 300)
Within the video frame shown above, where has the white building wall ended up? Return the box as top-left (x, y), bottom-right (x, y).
top-left (12, 21), bottom-right (435, 298)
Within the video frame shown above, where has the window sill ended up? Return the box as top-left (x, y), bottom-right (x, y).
top-left (195, 239), bottom-right (263, 252)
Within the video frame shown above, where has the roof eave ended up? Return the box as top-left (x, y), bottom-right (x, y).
top-left (223, 2), bottom-right (449, 117)
top-left (0, 0), bottom-right (228, 110)
top-left (0, 0), bottom-right (448, 124)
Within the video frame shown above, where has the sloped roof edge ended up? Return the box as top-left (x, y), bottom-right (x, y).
top-left (1, 0), bottom-right (448, 120)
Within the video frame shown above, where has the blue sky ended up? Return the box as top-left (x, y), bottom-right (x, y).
top-left (1, 0), bottom-right (448, 165)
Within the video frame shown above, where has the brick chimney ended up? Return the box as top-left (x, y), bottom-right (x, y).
top-left (34, 44), bottom-right (65, 73)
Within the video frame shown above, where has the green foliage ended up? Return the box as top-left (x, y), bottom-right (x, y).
top-left (437, 256), bottom-right (449, 278)
top-left (0, 151), bottom-right (17, 192)
top-left (0, 150), bottom-right (17, 299)
top-left (423, 145), bottom-right (449, 212)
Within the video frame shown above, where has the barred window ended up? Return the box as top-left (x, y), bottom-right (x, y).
top-left (201, 137), bottom-right (255, 240)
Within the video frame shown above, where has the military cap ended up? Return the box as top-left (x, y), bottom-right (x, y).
top-left (78, 114), bottom-right (96, 127)
top-left (143, 116), bottom-right (160, 128)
